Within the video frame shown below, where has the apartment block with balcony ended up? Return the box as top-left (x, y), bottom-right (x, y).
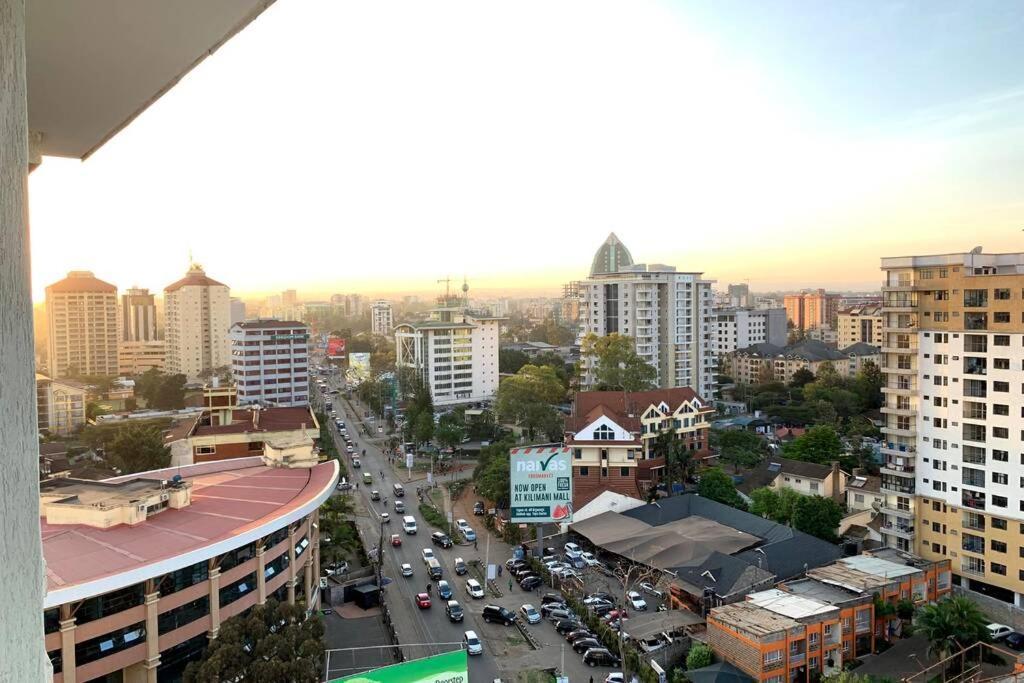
top-left (370, 300), bottom-right (394, 336)
top-left (229, 320), bottom-right (310, 407)
top-left (45, 271), bottom-right (120, 378)
top-left (783, 289), bottom-right (841, 333)
top-left (836, 306), bottom-right (884, 349)
top-left (881, 249), bottom-right (1024, 607)
top-left (164, 264), bottom-right (231, 382)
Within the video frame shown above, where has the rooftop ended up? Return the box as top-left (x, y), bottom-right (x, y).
top-left (710, 601), bottom-right (801, 638)
top-left (231, 319), bottom-right (309, 330)
top-left (746, 588), bottom-right (837, 620)
top-left (42, 457), bottom-right (338, 607)
top-left (590, 232), bottom-right (634, 276)
top-left (45, 271), bottom-right (117, 294)
top-left (781, 578), bottom-right (865, 606)
top-left (566, 388), bottom-right (710, 435)
top-left (806, 553), bottom-right (921, 593)
top-left (164, 264), bottom-right (227, 293)
top-left (190, 406), bottom-right (317, 437)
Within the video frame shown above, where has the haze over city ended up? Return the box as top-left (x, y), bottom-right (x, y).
top-left (27, 0), bottom-right (1024, 301)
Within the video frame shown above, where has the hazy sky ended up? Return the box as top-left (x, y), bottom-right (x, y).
top-left (28, 0), bottom-right (1024, 301)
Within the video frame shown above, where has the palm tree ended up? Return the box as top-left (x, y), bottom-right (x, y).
top-left (916, 596), bottom-right (989, 665)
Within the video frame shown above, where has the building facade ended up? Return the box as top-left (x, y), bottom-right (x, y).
top-left (46, 271), bottom-right (119, 378)
top-left (712, 307), bottom-right (788, 356)
top-left (836, 306), bottom-right (883, 349)
top-left (117, 341), bottom-right (166, 376)
top-left (881, 250), bottom-right (1024, 606)
top-left (42, 457), bottom-right (336, 683)
top-left (120, 287), bottom-right (157, 342)
top-left (229, 320), bottom-right (310, 407)
top-left (579, 236), bottom-right (715, 398)
top-left (229, 298), bottom-right (246, 326)
top-left (370, 300), bottom-right (394, 336)
top-left (163, 264), bottom-right (231, 381)
top-left (564, 389), bottom-right (713, 508)
top-left (727, 283), bottom-right (753, 308)
top-left (395, 307), bottom-right (503, 407)
top-left (784, 289), bottom-right (841, 333)
top-left (36, 374), bottom-right (87, 436)
top-left (726, 340), bottom-right (880, 386)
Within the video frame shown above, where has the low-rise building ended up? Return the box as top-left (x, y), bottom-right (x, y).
top-left (738, 457), bottom-right (849, 502)
top-left (564, 388), bottom-right (714, 508)
top-left (845, 475), bottom-right (883, 512)
top-left (836, 306), bottom-right (883, 349)
top-left (36, 373), bottom-right (88, 436)
top-left (725, 340), bottom-right (880, 385)
top-left (117, 340), bottom-right (166, 376)
top-left (173, 405), bottom-right (320, 466)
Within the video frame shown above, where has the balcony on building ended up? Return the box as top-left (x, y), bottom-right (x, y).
top-left (880, 476), bottom-right (914, 495)
top-left (882, 519), bottom-right (915, 539)
top-left (962, 490), bottom-right (986, 511)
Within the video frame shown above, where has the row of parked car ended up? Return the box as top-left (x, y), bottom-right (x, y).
top-left (534, 591), bottom-right (623, 668)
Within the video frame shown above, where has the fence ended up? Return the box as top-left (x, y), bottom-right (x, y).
top-left (953, 586), bottom-right (1024, 631)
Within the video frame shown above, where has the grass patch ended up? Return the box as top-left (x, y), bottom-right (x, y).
top-left (418, 503), bottom-right (452, 535)
top-left (516, 671), bottom-right (556, 683)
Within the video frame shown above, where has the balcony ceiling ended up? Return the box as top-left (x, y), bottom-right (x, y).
top-left (27, 0), bottom-right (275, 160)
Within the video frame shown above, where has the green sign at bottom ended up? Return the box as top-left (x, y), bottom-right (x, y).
top-left (332, 649), bottom-right (467, 683)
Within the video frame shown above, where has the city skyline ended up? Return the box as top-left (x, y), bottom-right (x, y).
top-left (26, 0), bottom-right (1024, 300)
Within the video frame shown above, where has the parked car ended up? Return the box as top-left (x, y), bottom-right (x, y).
top-left (546, 608), bottom-right (576, 623)
top-left (466, 579), bottom-right (485, 599)
top-left (605, 674), bottom-right (625, 683)
top-left (989, 623), bottom-right (1014, 641)
top-left (507, 558), bottom-right (529, 571)
top-left (638, 581), bottom-right (664, 598)
top-left (464, 630), bottom-right (483, 655)
top-left (580, 551), bottom-right (600, 566)
top-left (462, 526), bottom-right (477, 542)
top-left (401, 563), bottom-right (413, 577)
top-left (431, 532), bottom-right (453, 548)
top-left (473, 501), bottom-right (485, 515)
top-left (583, 648), bottom-right (621, 668)
top-left (573, 637), bottom-right (602, 654)
top-left (454, 557), bottom-right (468, 575)
top-left (566, 629), bottom-right (597, 643)
top-left (586, 592), bottom-right (614, 603)
top-left (627, 591), bottom-right (648, 610)
top-left (591, 603), bottom-right (615, 617)
top-left (446, 600), bottom-right (464, 623)
top-left (438, 580), bottom-right (453, 600)
top-left (520, 604), bottom-right (542, 624)
top-left (1005, 632), bottom-right (1024, 650)
top-left (584, 596), bottom-right (613, 606)
top-left (390, 534), bottom-right (402, 547)
top-left (564, 542), bottom-right (583, 558)
top-left (421, 548), bottom-right (436, 564)
top-left (482, 605), bottom-right (518, 626)
top-left (520, 576), bottom-right (542, 591)
top-left (455, 519), bottom-right (471, 533)
top-left (554, 619), bottom-right (582, 635)
top-left (336, 478), bottom-right (351, 491)
top-left (415, 592), bottom-right (431, 609)
top-left (552, 567), bottom-right (579, 580)
top-left (324, 561), bottom-right (348, 576)
top-left (540, 593), bottom-right (565, 606)
top-left (512, 566), bottom-right (536, 579)
top-left (541, 602), bottom-right (568, 616)
top-left (602, 609), bottom-right (627, 622)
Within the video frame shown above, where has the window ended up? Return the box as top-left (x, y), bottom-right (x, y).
top-left (195, 445), bottom-right (216, 455)
top-left (593, 425), bottom-right (615, 440)
top-left (995, 312), bottom-right (1011, 323)
top-left (579, 467), bottom-right (589, 476)
top-left (75, 622), bottom-right (146, 666)
top-left (993, 472), bottom-right (1008, 485)
top-left (993, 495), bottom-right (1008, 508)
top-left (993, 450), bottom-right (1009, 462)
top-left (993, 518), bottom-right (1007, 530)
top-left (995, 288), bottom-right (1011, 300)
top-left (994, 404), bottom-right (1009, 416)
top-left (992, 540), bottom-right (1007, 553)
top-left (157, 596), bottom-right (209, 634)
top-left (764, 650), bottom-right (783, 665)
top-left (619, 467), bottom-right (629, 477)
top-left (992, 563), bottom-right (1007, 576)
top-left (219, 572), bottom-right (257, 607)
top-left (76, 585), bottom-right (145, 625)
top-left (573, 449), bottom-right (582, 460)
top-left (994, 427), bottom-right (1009, 439)
top-left (158, 562), bottom-right (208, 596)
top-left (994, 358), bottom-right (1010, 370)
top-left (994, 335), bottom-right (1010, 346)
top-left (994, 381), bottom-right (1010, 393)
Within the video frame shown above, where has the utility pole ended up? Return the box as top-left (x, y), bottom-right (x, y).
top-left (375, 516), bottom-right (386, 590)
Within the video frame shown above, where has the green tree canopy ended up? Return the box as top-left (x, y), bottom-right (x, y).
top-left (499, 348), bottom-right (530, 374)
top-left (473, 438), bottom-right (517, 506)
top-left (152, 373), bottom-right (187, 410)
top-left (713, 429), bottom-right (765, 473)
top-left (791, 495), bottom-right (844, 542)
top-left (789, 368), bottom-right (816, 388)
top-left (697, 467), bottom-right (746, 511)
top-left (495, 364), bottom-right (566, 439)
top-left (686, 643), bottom-right (713, 670)
top-left (784, 424), bottom-right (843, 464)
top-left (915, 595), bottom-right (990, 661)
top-left (854, 360), bottom-right (884, 410)
top-left (183, 599), bottom-right (323, 683)
top-left (102, 423), bottom-right (172, 474)
top-left (748, 487), bottom-right (802, 524)
top-left (581, 333), bottom-right (657, 391)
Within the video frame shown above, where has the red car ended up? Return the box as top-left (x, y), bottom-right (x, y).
top-left (391, 534), bottom-right (402, 547)
top-left (415, 592), bottom-right (432, 609)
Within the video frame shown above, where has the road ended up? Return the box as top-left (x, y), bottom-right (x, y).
top-left (314, 367), bottom-right (502, 682)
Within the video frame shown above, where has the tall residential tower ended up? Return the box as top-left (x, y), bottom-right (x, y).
top-left (45, 271), bottom-right (119, 377)
top-left (164, 264), bottom-right (231, 381)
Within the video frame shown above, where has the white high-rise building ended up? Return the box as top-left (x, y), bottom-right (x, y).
top-left (230, 320), bottom-right (310, 407)
top-left (395, 307), bottom-right (503, 407)
top-left (164, 264), bottom-right (231, 381)
top-left (45, 271), bottom-right (119, 378)
top-left (579, 234), bottom-right (716, 399)
top-left (370, 300), bottom-right (394, 336)
top-left (712, 307), bottom-right (788, 355)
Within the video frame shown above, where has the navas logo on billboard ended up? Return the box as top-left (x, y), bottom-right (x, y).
top-left (509, 446), bottom-right (573, 524)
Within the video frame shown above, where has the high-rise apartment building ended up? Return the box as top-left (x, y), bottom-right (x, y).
top-left (579, 235), bottom-right (715, 399)
top-left (836, 305), bottom-right (884, 348)
top-left (230, 320), bottom-right (310, 407)
top-left (784, 289), bottom-right (841, 332)
top-left (164, 264), bottom-right (231, 381)
top-left (120, 287), bottom-right (156, 342)
top-left (712, 307), bottom-right (787, 356)
top-left (45, 271), bottom-right (119, 377)
top-left (881, 249), bottom-right (1024, 607)
top-left (395, 307), bottom-right (503, 407)
top-left (370, 300), bottom-right (394, 336)
top-left (726, 283), bottom-right (752, 308)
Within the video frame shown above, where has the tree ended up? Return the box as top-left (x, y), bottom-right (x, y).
top-left (435, 418), bottom-right (465, 450)
top-left (495, 364), bottom-right (566, 439)
top-left (686, 643), bottom-right (713, 670)
top-left (697, 467), bottom-right (746, 510)
top-left (473, 438), bottom-right (516, 506)
top-left (499, 348), bottom-right (530, 374)
top-left (791, 495), bottom-right (843, 542)
top-left (916, 596), bottom-right (990, 663)
top-left (785, 425), bottom-right (843, 464)
top-left (581, 333), bottom-right (657, 391)
top-left (814, 361), bottom-right (842, 388)
top-left (135, 368), bottom-right (164, 406)
top-left (152, 373), bottom-right (186, 410)
top-left (713, 429), bottom-right (764, 473)
top-left (749, 487), bottom-right (801, 524)
top-left (821, 674), bottom-right (875, 683)
top-left (789, 368), bottom-right (815, 388)
top-left (756, 363), bottom-right (776, 386)
top-left (104, 423), bottom-right (172, 474)
top-left (413, 411), bottom-right (434, 446)
top-left (183, 599), bottom-right (323, 682)
top-left (854, 360), bottom-right (884, 410)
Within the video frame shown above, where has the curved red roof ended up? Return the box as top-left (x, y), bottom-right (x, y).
top-left (46, 271), bottom-right (116, 294)
top-left (165, 266), bottom-right (227, 292)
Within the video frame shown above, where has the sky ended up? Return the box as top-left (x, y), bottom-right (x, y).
top-left (27, 0), bottom-right (1024, 302)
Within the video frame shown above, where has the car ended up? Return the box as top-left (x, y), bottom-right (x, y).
top-left (583, 648), bottom-right (621, 668)
top-left (370, 490), bottom-right (380, 501)
top-left (507, 559), bottom-right (529, 572)
top-left (473, 501), bottom-right (485, 515)
top-left (989, 623), bottom-right (1014, 641)
top-left (390, 534), bottom-right (402, 547)
top-left (336, 478), bottom-right (351, 491)
top-left (591, 603), bottom-right (615, 617)
top-left (324, 561), bottom-right (348, 576)
top-left (394, 500), bottom-right (406, 513)
top-left (543, 560), bottom-right (566, 571)
top-left (602, 609), bottom-right (627, 622)
top-left (627, 591), bottom-right (648, 610)
top-left (438, 580), bottom-right (453, 600)
top-left (462, 527), bottom-right (477, 542)
top-left (446, 600), bottom-right (464, 622)
top-left (540, 602), bottom-right (568, 616)
top-left (464, 630), bottom-right (483, 656)
top-left (455, 519), bottom-right (470, 533)
top-left (466, 579), bottom-right (485, 599)
top-left (586, 592), bottom-right (614, 603)
top-left (520, 604), bottom-right (542, 624)
top-left (431, 532), bottom-right (453, 548)
top-left (580, 551), bottom-right (600, 566)
top-left (554, 619), bottom-right (582, 635)
top-left (546, 608), bottom-right (577, 623)
top-left (1005, 632), bottom-right (1024, 651)
top-left (512, 566), bottom-right (536, 579)
top-left (552, 566), bottom-right (579, 579)
top-left (605, 674), bottom-right (625, 683)
top-left (519, 575), bottom-right (542, 590)
top-left (454, 557), bottom-right (468, 575)
top-left (421, 548), bottom-right (436, 564)
top-left (638, 581), bottom-right (664, 598)
top-left (482, 605), bottom-right (518, 626)
top-left (380, 512), bottom-right (390, 523)
top-left (415, 592), bottom-right (431, 609)
top-left (573, 637), bottom-right (602, 654)
top-left (345, 445), bottom-right (355, 454)
top-left (352, 459), bottom-right (361, 468)
top-left (566, 629), bottom-right (597, 643)
top-left (401, 563), bottom-right (414, 577)
top-left (584, 596), bottom-right (613, 606)
top-left (564, 542), bottom-right (583, 558)
top-left (540, 593), bottom-right (565, 606)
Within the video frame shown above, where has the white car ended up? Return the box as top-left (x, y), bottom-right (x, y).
top-left (520, 604), bottom-right (542, 624)
top-left (455, 518), bottom-right (470, 532)
top-left (638, 581), bottom-right (664, 598)
top-left (380, 512), bottom-right (390, 523)
top-left (627, 591), bottom-right (648, 610)
top-left (421, 548), bottom-right (435, 564)
top-left (552, 566), bottom-right (578, 579)
top-left (988, 623), bottom-right (1014, 641)
top-left (584, 596), bottom-right (613, 606)
top-left (401, 563), bottom-right (414, 577)
top-left (605, 674), bottom-right (624, 683)
top-left (545, 561), bottom-right (568, 573)
top-left (464, 630), bottom-right (483, 655)
top-left (466, 579), bottom-right (485, 599)
top-left (564, 542), bottom-right (582, 558)
top-left (580, 551), bottom-right (600, 566)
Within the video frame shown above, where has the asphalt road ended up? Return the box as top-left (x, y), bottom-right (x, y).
top-left (314, 367), bottom-right (502, 682)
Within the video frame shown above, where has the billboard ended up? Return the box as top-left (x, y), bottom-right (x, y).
top-left (327, 336), bottom-right (347, 357)
top-left (331, 649), bottom-right (466, 683)
top-left (509, 445), bottom-right (573, 524)
top-left (350, 352), bottom-right (371, 382)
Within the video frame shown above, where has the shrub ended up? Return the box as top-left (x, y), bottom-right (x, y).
top-left (687, 643), bottom-right (713, 670)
